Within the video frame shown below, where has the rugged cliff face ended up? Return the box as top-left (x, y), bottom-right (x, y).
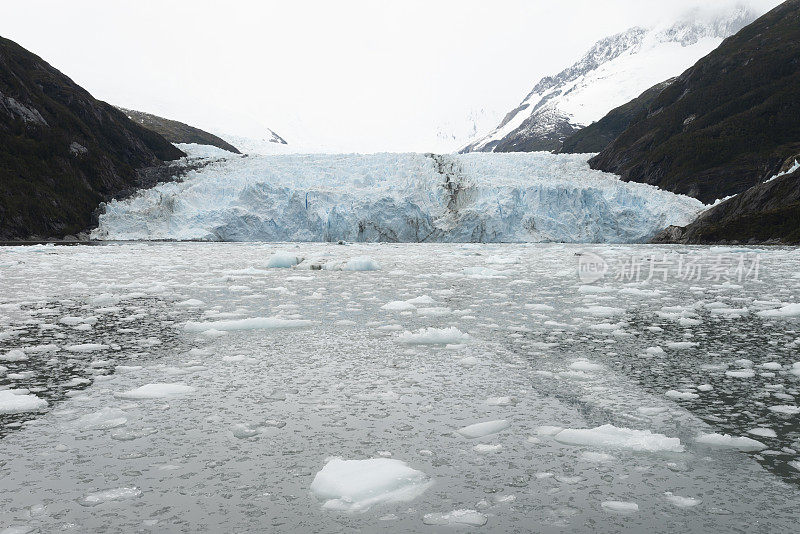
top-left (653, 165), bottom-right (800, 245)
top-left (558, 80), bottom-right (674, 154)
top-left (589, 0), bottom-right (800, 205)
top-left (0, 36), bottom-right (185, 240)
top-left (118, 108), bottom-right (241, 154)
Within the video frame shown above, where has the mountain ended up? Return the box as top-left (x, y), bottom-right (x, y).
top-left (118, 108), bottom-right (241, 154)
top-left (590, 0), bottom-right (800, 205)
top-left (0, 35), bottom-right (185, 240)
top-left (461, 7), bottom-right (757, 154)
top-left (558, 79), bottom-right (674, 154)
top-left (653, 163), bottom-right (800, 245)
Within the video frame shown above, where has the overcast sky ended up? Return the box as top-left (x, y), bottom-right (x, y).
top-left (1, 0), bottom-right (781, 152)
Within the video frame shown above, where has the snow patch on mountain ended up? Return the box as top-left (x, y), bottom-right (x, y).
top-left (93, 146), bottom-right (702, 243)
top-left (462, 7), bottom-right (757, 153)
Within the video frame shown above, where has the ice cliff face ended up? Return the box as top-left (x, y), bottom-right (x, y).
top-left (92, 145), bottom-right (703, 243)
top-left (461, 7), bottom-right (757, 153)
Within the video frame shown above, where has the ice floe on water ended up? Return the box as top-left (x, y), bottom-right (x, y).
top-left (553, 424), bottom-right (684, 452)
top-left (397, 327), bottom-right (470, 345)
top-left (0, 390), bottom-right (47, 414)
top-left (310, 458), bottom-right (432, 512)
top-left (115, 383), bottom-right (196, 400)
top-left (2, 242), bottom-right (800, 532)
top-left (457, 420), bottom-right (510, 439)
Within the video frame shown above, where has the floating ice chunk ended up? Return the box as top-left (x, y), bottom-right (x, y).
top-left (578, 285), bottom-right (615, 294)
top-left (580, 451), bottom-right (614, 463)
top-left (423, 509), bottom-right (488, 526)
top-left (397, 327), bottom-right (470, 345)
top-left (485, 396), bottom-right (513, 406)
top-left (757, 304), bottom-right (800, 318)
top-left (601, 501), bottom-right (638, 514)
top-left (645, 346), bottom-right (665, 356)
top-left (554, 424), bottom-right (684, 452)
top-left (0, 349), bottom-right (27, 362)
top-left (267, 252), bottom-right (302, 268)
top-left (695, 433), bottom-right (767, 451)
top-left (463, 267), bottom-right (508, 279)
top-left (185, 317), bottom-right (312, 331)
top-left (579, 306), bottom-right (625, 317)
top-left (473, 443), bottom-right (503, 453)
top-left (791, 362), bottom-right (800, 376)
top-left (115, 383), bottom-right (196, 400)
top-left (665, 390), bottom-right (699, 400)
top-left (65, 344), bottom-right (109, 353)
top-left (457, 420), bottom-right (510, 438)
top-left (343, 256), bottom-right (380, 271)
top-left (406, 295), bottom-right (436, 305)
top-left (525, 303), bottom-right (555, 311)
top-left (175, 299), bottom-right (204, 308)
top-left (381, 301), bottom-right (416, 311)
top-left (569, 360), bottom-right (603, 372)
top-left (726, 369), bottom-right (756, 378)
top-left (768, 405), bottom-right (800, 415)
top-left (79, 487), bottom-right (142, 507)
top-left (536, 425), bottom-right (565, 436)
top-left (310, 458), bottom-right (431, 512)
top-left (0, 389), bottom-right (48, 414)
top-left (75, 408), bottom-right (128, 430)
top-left (697, 384), bottom-right (713, 392)
top-left (664, 492), bottom-right (701, 508)
top-left (760, 362), bottom-right (782, 370)
top-left (666, 342), bottom-right (698, 350)
top-left (416, 307), bottom-right (451, 317)
top-left (748, 428), bottom-right (777, 438)
top-left (458, 356), bottom-right (478, 367)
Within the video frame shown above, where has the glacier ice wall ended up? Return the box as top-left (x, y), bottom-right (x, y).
top-left (93, 147), bottom-right (703, 243)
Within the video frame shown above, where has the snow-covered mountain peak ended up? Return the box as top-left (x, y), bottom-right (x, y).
top-left (462, 7), bottom-right (758, 154)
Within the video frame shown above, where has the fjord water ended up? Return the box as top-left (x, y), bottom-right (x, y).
top-left (1, 242), bottom-right (800, 532)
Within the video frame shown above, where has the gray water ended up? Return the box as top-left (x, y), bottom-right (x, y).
top-left (1, 242), bottom-right (799, 533)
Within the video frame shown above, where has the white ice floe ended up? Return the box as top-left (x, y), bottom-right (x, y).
top-left (665, 390), bottom-right (699, 400)
top-left (757, 303), bottom-right (800, 319)
top-left (267, 252), bottom-right (303, 268)
top-left (65, 344), bottom-right (109, 353)
top-left (423, 509), bottom-right (488, 526)
top-left (601, 501), bottom-right (639, 514)
top-left (74, 408), bottom-right (128, 430)
top-left (397, 327), bottom-right (470, 345)
top-left (726, 369), bottom-right (756, 378)
top-left (381, 301), bottom-right (416, 311)
top-left (115, 383), bottom-right (196, 400)
top-left (310, 458), bottom-right (432, 512)
top-left (748, 428), bottom-right (777, 438)
top-left (695, 433), bottom-right (767, 451)
top-left (768, 405), bottom-right (800, 415)
top-left (664, 492), bottom-right (701, 508)
top-left (554, 424), bottom-right (684, 452)
top-left (342, 256), bottom-right (380, 271)
top-left (457, 420), bottom-right (510, 438)
top-left (79, 487), bottom-right (142, 507)
top-left (185, 317), bottom-right (313, 331)
top-left (0, 349), bottom-right (27, 362)
top-left (0, 389), bottom-right (48, 414)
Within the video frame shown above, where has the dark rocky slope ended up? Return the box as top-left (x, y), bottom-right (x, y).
top-left (0, 36), bottom-right (185, 240)
top-left (653, 164), bottom-right (800, 245)
top-left (558, 80), bottom-right (673, 154)
top-left (589, 0), bottom-right (800, 204)
top-left (119, 108), bottom-right (240, 154)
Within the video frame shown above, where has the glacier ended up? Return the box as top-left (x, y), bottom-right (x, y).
top-left (93, 145), bottom-right (703, 243)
